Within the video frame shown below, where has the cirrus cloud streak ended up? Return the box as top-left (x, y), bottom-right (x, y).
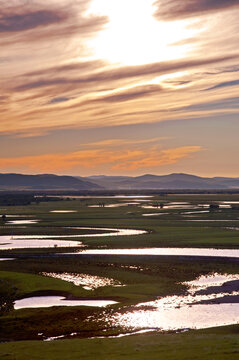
top-left (0, 145), bottom-right (202, 173)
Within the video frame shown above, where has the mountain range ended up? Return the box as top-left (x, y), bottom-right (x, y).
top-left (0, 173), bottom-right (101, 190)
top-left (85, 173), bottom-right (239, 190)
top-left (1, 172), bottom-right (239, 191)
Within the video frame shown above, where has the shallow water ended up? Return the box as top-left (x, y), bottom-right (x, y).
top-left (42, 272), bottom-right (122, 290)
top-left (89, 202), bottom-right (140, 208)
top-left (0, 227), bottom-right (146, 249)
top-left (43, 195), bottom-right (153, 199)
top-left (7, 220), bottom-right (39, 225)
top-left (14, 296), bottom-right (117, 310)
top-left (181, 211), bottom-right (210, 215)
top-left (10, 227), bottom-right (147, 239)
top-left (110, 303), bottom-right (239, 331)
top-left (0, 236), bottom-right (83, 250)
top-left (142, 205), bottom-right (198, 210)
top-left (185, 220), bottom-right (239, 222)
top-left (142, 213), bottom-right (169, 217)
top-left (109, 273), bottom-right (239, 332)
top-left (0, 258), bottom-right (15, 261)
top-left (50, 210), bottom-right (77, 213)
top-left (76, 247), bottom-right (239, 258)
top-left (221, 201), bottom-right (239, 204)
top-left (183, 273), bottom-right (239, 293)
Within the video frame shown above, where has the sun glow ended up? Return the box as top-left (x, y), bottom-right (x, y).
top-left (89, 0), bottom-right (199, 65)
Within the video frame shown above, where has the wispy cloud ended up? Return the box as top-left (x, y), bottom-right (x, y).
top-left (154, 0), bottom-right (239, 20)
top-left (0, 144), bottom-right (202, 173)
top-left (0, 0), bottom-right (107, 43)
top-left (15, 55), bottom-right (237, 92)
top-left (206, 79), bottom-right (239, 91)
top-left (0, 9), bottom-right (64, 33)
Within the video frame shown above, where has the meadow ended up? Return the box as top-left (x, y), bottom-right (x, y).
top-left (1, 193), bottom-right (239, 358)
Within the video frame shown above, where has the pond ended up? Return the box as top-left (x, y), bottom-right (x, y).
top-left (0, 236), bottom-right (84, 250)
top-left (88, 203), bottom-right (140, 208)
top-left (7, 220), bottom-right (39, 225)
top-left (75, 247), bottom-right (239, 258)
top-left (14, 296), bottom-right (118, 310)
top-left (0, 227), bottom-right (147, 249)
top-left (109, 273), bottom-right (239, 332)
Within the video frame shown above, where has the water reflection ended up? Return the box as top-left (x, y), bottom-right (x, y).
top-left (42, 195), bottom-right (153, 199)
top-left (109, 273), bottom-right (239, 332)
top-left (0, 235), bottom-right (83, 250)
top-left (50, 210), bottom-right (77, 213)
top-left (7, 220), bottom-right (39, 225)
top-left (13, 227), bottom-right (146, 238)
top-left (14, 296), bottom-right (117, 310)
top-left (183, 273), bottom-right (239, 293)
top-left (89, 203), bottom-right (140, 208)
top-left (42, 272), bottom-right (122, 290)
top-left (0, 227), bottom-right (146, 249)
top-left (0, 258), bottom-right (15, 261)
top-left (77, 247), bottom-right (239, 258)
top-left (142, 213), bottom-right (169, 217)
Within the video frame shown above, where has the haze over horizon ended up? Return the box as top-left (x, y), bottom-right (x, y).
top-left (1, 0), bottom-right (239, 177)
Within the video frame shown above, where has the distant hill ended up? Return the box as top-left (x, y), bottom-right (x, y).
top-left (2, 173), bottom-right (239, 191)
top-left (0, 173), bottom-right (101, 190)
top-left (85, 173), bottom-right (239, 190)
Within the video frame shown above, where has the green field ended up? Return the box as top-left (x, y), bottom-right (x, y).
top-left (1, 194), bottom-right (239, 358)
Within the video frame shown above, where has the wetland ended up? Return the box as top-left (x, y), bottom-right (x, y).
top-left (1, 193), bottom-right (239, 359)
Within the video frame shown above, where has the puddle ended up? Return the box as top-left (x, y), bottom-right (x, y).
top-left (185, 220), bottom-right (239, 222)
top-left (142, 213), bottom-right (169, 217)
top-left (7, 227), bottom-right (147, 239)
top-left (7, 220), bottom-right (39, 225)
top-left (89, 203), bottom-right (140, 208)
top-left (41, 195), bottom-right (153, 199)
top-left (44, 329), bottom-right (155, 342)
top-left (42, 272), bottom-right (122, 290)
top-left (1, 215), bottom-right (34, 218)
top-left (109, 273), bottom-right (239, 332)
top-left (50, 210), bottom-right (77, 213)
top-left (75, 247), bottom-right (239, 258)
top-left (142, 205), bottom-right (198, 210)
top-left (0, 236), bottom-right (83, 250)
top-left (181, 211), bottom-right (210, 215)
top-left (221, 201), bottom-right (239, 204)
top-left (183, 273), bottom-right (239, 293)
top-left (0, 258), bottom-right (15, 261)
top-left (110, 303), bottom-right (239, 332)
top-left (14, 296), bottom-right (118, 310)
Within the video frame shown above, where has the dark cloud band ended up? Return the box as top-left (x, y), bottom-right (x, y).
top-left (154, 0), bottom-right (239, 20)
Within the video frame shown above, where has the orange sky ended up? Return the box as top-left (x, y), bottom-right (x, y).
top-left (1, 0), bottom-right (239, 176)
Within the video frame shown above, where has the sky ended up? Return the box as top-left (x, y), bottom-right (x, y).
top-left (1, 0), bottom-right (239, 177)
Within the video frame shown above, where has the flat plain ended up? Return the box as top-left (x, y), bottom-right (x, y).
top-left (1, 193), bottom-right (239, 359)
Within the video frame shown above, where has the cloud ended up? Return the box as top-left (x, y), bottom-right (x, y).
top-left (89, 85), bottom-right (163, 103)
top-left (112, 146), bottom-right (202, 170)
top-left (15, 54), bottom-right (237, 91)
top-left (183, 97), bottom-right (239, 111)
top-left (0, 145), bottom-right (202, 173)
top-left (27, 60), bottom-right (105, 77)
top-left (154, 0), bottom-right (239, 20)
top-left (0, 0), bottom-right (108, 45)
top-left (84, 137), bottom-right (169, 148)
top-left (206, 79), bottom-right (239, 91)
top-left (49, 97), bottom-right (71, 104)
top-left (0, 10), bottom-right (65, 33)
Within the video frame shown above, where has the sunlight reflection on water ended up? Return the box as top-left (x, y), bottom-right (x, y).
top-left (109, 273), bottom-right (239, 331)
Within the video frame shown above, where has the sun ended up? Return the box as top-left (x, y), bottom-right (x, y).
top-left (88, 0), bottom-right (199, 66)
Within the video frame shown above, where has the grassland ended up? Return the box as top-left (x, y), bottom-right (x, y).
top-left (1, 193), bottom-right (239, 358)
